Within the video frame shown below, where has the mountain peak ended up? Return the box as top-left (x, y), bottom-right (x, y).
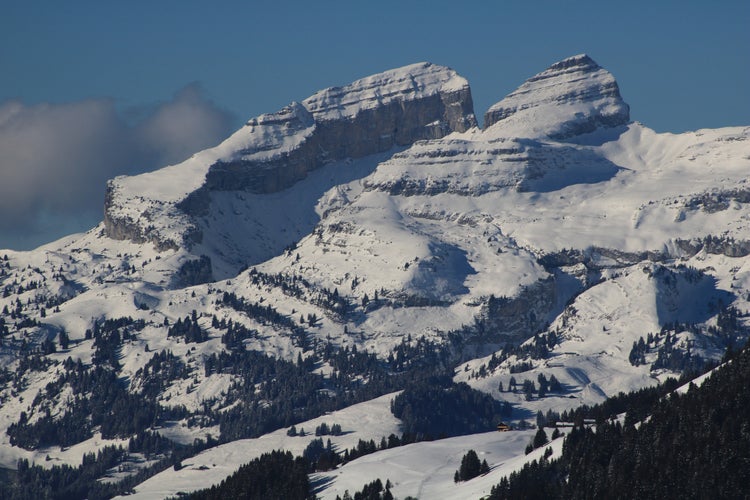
top-left (302, 62), bottom-right (474, 126)
top-left (545, 53), bottom-right (597, 71)
top-left (103, 62), bottom-right (477, 257)
top-left (484, 54), bottom-right (630, 139)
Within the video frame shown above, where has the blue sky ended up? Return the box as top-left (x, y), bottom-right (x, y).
top-left (1, 0), bottom-right (748, 249)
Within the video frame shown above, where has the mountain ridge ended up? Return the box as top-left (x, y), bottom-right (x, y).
top-left (0, 54), bottom-right (748, 499)
top-left (103, 62), bottom-right (476, 256)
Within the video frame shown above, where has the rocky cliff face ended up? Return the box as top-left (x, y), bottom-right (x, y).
top-left (103, 62), bottom-right (476, 250)
top-left (203, 62), bottom-right (477, 196)
top-left (477, 277), bottom-right (556, 343)
top-left (484, 54), bottom-right (630, 139)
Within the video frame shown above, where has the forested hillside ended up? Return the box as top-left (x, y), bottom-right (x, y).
top-left (489, 345), bottom-right (750, 499)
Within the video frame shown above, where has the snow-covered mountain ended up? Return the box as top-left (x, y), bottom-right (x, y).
top-left (484, 54), bottom-right (629, 137)
top-left (1, 54), bottom-right (748, 498)
top-left (103, 62), bottom-right (476, 276)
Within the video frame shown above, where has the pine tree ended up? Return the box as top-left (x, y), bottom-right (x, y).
top-left (533, 428), bottom-right (548, 449)
top-left (480, 459), bottom-right (490, 474)
top-left (58, 329), bottom-right (69, 350)
top-left (457, 449), bottom-right (482, 481)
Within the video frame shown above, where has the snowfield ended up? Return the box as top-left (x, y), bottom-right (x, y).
top-left (116, 393), bottom-right (402, 499)
top-left (312, 429), bottom-right (563, 500)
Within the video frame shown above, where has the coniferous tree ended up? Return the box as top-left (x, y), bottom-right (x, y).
top-left (58, 329), bottom-right (69, 350)
top-left (532, 428), bottom-right (548, 449)
top-left (489, 341), bottom-right (750, 500)
top-left (480, 459), bottom-right (490, 474)
top-left (456, 449), bottom-right (482, 481)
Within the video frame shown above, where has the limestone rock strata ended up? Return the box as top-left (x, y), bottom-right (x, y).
top-left (484, 54), bottom-right (630, 139)
top-left (104, 62), bottom-right (476, 247)
top-left (204, 63), bottom-right (476, 195)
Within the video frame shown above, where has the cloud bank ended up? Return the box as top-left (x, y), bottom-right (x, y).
top-left (0, 85), bottom-right (234, 250)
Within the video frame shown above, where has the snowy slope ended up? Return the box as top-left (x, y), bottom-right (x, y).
top-left (116, 393), bottom-right (402, 499)
top-left (484, 54), bottom-right (629, 138)
top-left (0, 54), bottom-right (748, 498)
top-left (103, 62), bottom-right (476, 257)
top-left (312, 429), bottom-right (564, 500)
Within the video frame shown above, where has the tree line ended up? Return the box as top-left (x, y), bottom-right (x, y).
top-left (488, 342), bottom-right (750, 499)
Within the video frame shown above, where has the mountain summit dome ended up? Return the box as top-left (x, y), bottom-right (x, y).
top-left (484, 54), bottom-right (630, 138)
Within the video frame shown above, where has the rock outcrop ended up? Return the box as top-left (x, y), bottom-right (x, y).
top-left (477, 277), bottom-right (556, 343)
top-left (205, 63), bottom-right (476, 195)
top-left (104, 62), bottom-right (477, 249)
top-left (362, 135), bottom-right (622, 197)
top-left (484, 54), bottom-right (629, 139)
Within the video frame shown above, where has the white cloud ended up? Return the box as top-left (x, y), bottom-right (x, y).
top-left (134, 83), bottom-right (234, 168)
top-left (0, 85), bottom-right (234, 250)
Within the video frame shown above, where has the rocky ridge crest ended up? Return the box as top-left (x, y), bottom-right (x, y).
top-left (103, 62), bottom-right (477, 251)
top-left (484, 54), bottom-right (630, 138)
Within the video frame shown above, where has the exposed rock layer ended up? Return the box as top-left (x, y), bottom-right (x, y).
top-left (484, 54), bottom-right (630, 138)
top-left (203, 64), bottom-right (476, 195)
top-left (104, 62), bottom-right (476, 245)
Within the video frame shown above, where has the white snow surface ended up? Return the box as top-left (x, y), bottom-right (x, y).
top-left (116, 393), bottom-right (401, 499)
top-left (313, 430), bottom-right (564, 500)
top-left (485, 54), bottom-right (629, 138)
top-left (0, 54), bottom-right (749, 497)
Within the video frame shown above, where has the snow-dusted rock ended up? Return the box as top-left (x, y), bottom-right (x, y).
top-left (484, 54), bottom-right (630, 139)
top-left (103, 63), bottom-right (476, 253)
